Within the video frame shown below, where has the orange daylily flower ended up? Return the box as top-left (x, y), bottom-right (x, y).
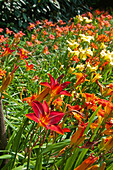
top-left (0, 69), bottom-right (6, 79)
top-left (68, 104), bottom-right (84, 122)
top-left (43, 46), bottom-right (51, 55)
top-left (26, 41), bottom-right (33, 47)
top-left (23, 94), bottom-right (38, 106)
top-left (87, 164), bottom-right (99, 170)
top-left (0, 65), bottom-right (19, 92)
top-left (74, 154), bottom-right (99, 170)
top-left (105, 118), bottom-right (113, 129)
top-left (24, 60), bottom-right (34, 71)
top-left (25, 100), bottom-right (70, 135)
top-left (1, 45), bottom-right (15, 57)
top-left (71, 121), bottom-right (88, 146)
top-left (74, 73), bottom-right (87, 87)
top-left (53, 44), bottom-right (59, 50)
top-left (6, 28), bottom-right (13, 35)
top-left (17, 48), bottom-right (29, 59)
top-left (101, 135), bottom-right (113, 153)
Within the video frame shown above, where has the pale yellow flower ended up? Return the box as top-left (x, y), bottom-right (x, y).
top-left (76, 63), bottom-right (85, 71)
top-left (92, 73), bottom-right (102, 83)
top-left (87, 62), bottom-right (98, 72)
top-left (83, 17), bottom-right (92, 23)
top-left (68, 47), bottom-right (80, 56)
top-left (86, 47), bottom-right (93, 56)
top-left (79, 34), bottom-right (94, 43)
top-left (67, 39), bottom-right (79, 49)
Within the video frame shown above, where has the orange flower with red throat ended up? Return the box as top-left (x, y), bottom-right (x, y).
top-left (25, 100), bottom-right (69, 135)
top-left (71, 121), bottom-right (88, 146)
top-left (74, 73), bottom-right (87, 87)
top-left (24, 60), bottom-right (35, 71)
top-left (23, 94), bottom-right (38, 106)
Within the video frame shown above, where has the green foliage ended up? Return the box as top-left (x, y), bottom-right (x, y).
top-left (0, 0), bottom-right (90, 32)
top-left (85, 0), bottom-right (113, 10)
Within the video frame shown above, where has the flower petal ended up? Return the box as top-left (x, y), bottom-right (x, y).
top-left (60, 90), bottom-right (71, 96)
top-left (43, 100), bottom-right (49, 114)
top-left (51, 84), bottom-right (62, 94)
top-left (25, 113), bottom-right (39, 123)
top-left (48, 125), bottom-right (64, 135)
top-left (48, 73), bottom-right (55, 86)
top-left (39, 82), bottom-right (51, 88)
top-left (57, 74), bottom-right (64, 83)
top-left (32, 101), bottom-right (45, 117)
top-left (61, 81), bottom-right (71, 89)
top-left (62, 128), bottom-right (71, 132)
top-left (49, 111), bottom-right (64, 124)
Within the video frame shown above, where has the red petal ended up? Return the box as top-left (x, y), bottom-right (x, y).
top-left (32, 101), bottom-right (45, 117)
top-left (40, 82), bottom-right (51, 88)
top-left (62, 128), bottom-right (71, 132)
top-left (25, 113), bottom-right (39, 123)
top-left (43, 100), bottom-right (49, 114)
top-left (48, 125), bottom-right (64, 135)
top-left (60, 90), bottom-right (71, 96)
top-left (47, 73), bottom-right (55, 86)
top-left (51, 84), bottom-right (62, 94)
top-left (57, 74), bottom-right (64, 83)
top-left (49, 111), bottom-right (64, 124)
top-left (61, 81), bottom-right (71, 89)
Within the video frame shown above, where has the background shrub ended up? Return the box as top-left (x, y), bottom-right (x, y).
top-left (0, 0), bottom-right (90, 32)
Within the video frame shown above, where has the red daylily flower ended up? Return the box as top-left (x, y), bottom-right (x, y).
top-left (40, 73), bottom-right (71, 98)
top-left (25, 100), bottom-right (68, 135)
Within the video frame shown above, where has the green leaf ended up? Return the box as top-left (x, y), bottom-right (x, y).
top-left (41, 139), bottom-right (70, 154)
top-left (12, 165), bottom-right (25, 170)
top-left (0, 154), bottom-right (14, 159)
top-left (64, 148), bottom-right (79, 170)
top-left (23, 13), bottom-right (27, 22)
top-left (4, 117), bottom-right (16, 130)
top-left (107, 162), bottom-right (113, 170)
top-left (3, 93), bottom-right (23, 106)
top-left (84, 105), bottom-right (101, 135)
top-left (35, 154), bottom-right (42, 170)
top-left (74, 149), bottom-right (89, 168)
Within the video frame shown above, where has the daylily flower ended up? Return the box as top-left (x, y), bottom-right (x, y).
top-left (23, 94), bottom-right (38, 106)
top-left (74, 73), bottom-right (88, 87)
top-left (24, 60), bottom-right (34, 71)
top-left (0, 69), bottom-right (6, 79)
top-left (25, 100), bottom-right (68, 135)
top-left (74, 154), bottom-right (99, 170)
top-left (43, 46), bottom-right (51, 55)
top-left (87, 164), bottom-right (99, 170)
top-left (70, 121), bottom-right (88, 146)
top-left (0, 65), bottom-right (19, 92)
top-left (39, 73), bottom-right (71, 100)
top-left (100, 135), bottom-right (113, 153)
